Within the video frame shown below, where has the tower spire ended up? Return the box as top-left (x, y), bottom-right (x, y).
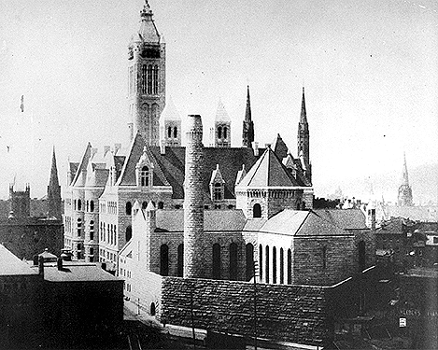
top-left (47, 146), bottom-right (62, 219)
top-left (300, 87), bottom-right (307, 124)
top-left (402, 152), bottom-right (409, 185)
top-left (397, 152), bottom-right (413, 206)
top-left (242, 85), bottom-right (255, 147)
top-left (297, 87), bottom-right (310, 183)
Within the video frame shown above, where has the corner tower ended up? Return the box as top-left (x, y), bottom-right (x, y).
top-left (297, 87), bottom-right (311, 183)
top-left (127, 0), bottom-right (166, 145)
top-left (213, 100), bottom-right (231, 148)
top-left (397, 153), bottom-right (413, 206)
top-left (47, 147), bottom-right (62, 220)
top-left (242, 85), bottom-right (255, 147)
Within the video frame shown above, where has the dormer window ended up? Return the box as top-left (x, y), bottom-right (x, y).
top-left (214, 183), bottom-right (223, 201)
top-left (140, 166), bottom-right (150, 186)
top-left (209, 164), bottom-right (225, 203)
top-left (136, 147), bottom-right (154, 188)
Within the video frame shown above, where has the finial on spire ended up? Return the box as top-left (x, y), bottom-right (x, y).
top-left (141, 0), bottom-right (153, 18)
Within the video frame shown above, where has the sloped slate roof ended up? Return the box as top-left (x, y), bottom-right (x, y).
top-left (313, 209), bottom-right (367, 230)
top-left (237, 147), bottom-right (299, 188)
top-left (117, 133), bottom-right (264, 199)
top-left (156, 209), bottom-right (247, 232)
top-left (0, 244), bottom-right (37, 276)
top-left (215, 100), bottom-right (231, 122)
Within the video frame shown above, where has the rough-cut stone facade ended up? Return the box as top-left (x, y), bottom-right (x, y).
top-left (160, 276), bottom-right (330, 346)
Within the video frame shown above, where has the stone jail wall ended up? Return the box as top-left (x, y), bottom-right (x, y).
top-left (160, 277), bottom-right (330, 346)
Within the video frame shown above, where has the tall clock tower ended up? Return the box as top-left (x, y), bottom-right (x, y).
top-left (127, 1), bottom-right (166, 145)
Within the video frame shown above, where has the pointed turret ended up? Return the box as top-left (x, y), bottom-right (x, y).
top-left (47, 147), bottom-right (62, 220)
top-left (160, 96), bottom-right (181, 146)
top-left (297, 87), bottom-right (310, 184)
top-left (397, 153), bottom-right (413, 206)
top-left (242, 85), bottom-right (255, 147)
top-left (214, 99), bottom-right (231, 148)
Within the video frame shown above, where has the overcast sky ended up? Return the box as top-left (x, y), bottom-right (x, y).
top-left (0, 0), bottom-right (437, 203)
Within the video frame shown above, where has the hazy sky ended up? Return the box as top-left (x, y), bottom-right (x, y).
top-left (0, 0), bottom-right (437, 203)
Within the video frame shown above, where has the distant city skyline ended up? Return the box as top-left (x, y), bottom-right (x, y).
top-left (0, 0), bottom-right (437, 203)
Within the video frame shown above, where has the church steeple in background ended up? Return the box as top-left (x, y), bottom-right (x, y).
top-left (397, 152), bottom-right (413, 206)
top-left (242, 85), bottom-right (255, 147)
top-left (47, 147), bottom-right (62, 219)
top-left (297, 87), bottom-right (311, 183)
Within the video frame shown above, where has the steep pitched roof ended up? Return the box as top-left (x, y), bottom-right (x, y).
top-left (161, 96), bottom-right (181, 121)
top-left (0, 244), bottom-right (37, 276)
top-left (237, 147), bottom-right (299, 188)
top-left (215, 100), bottom-right (231, 122)
top-left (272, 134), bottom-right (288, 160)
top-left (72, 143), bottom-right (93, 187)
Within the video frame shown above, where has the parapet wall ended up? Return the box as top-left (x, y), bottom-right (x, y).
top-left (160, 277), bottom-right (330, 346)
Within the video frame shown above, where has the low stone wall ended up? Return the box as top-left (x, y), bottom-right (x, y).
top-left (160, 277), bottom-right (330, 346)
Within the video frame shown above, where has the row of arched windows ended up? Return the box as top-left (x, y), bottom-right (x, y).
top-left (125, 201), bottom-right (164, 215)
top-left (73, 199), bottom-right (97, 213)
top-left (217, 126), bottom-right (228, 139)
top-left (141, 64), bottom-right (159, 95)
top-left (167, 126), bottom-right (178, 139)
top-left (259, 245), bottom-right (292, 285)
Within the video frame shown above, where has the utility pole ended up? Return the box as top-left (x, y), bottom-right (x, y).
top-left (253, 261), bottom-right (258, 350)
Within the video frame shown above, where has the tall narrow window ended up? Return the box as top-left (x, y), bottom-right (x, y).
top-left (125, 226), bottom-right (132, 242)
top-left (78, 200), bottom-right (82, 211)
top-left (265, 246), bottom-right (270, 284)
top-left (90, 200), bottom-right (95, 213)
top-left (246, 243), bottom-right (254, 281)
top-left (173, 127), bottom-right (178, 138)
top-left (126, 202), bottom-right (132, 215)
top-left (177, 244), bottom-right (184, 277)
top-left (158, 201), bottom-right (164, 209)
top-left (141, 65), bottom-right (147, 94)
top-left (147, 65), bottom-right (153, 94)
top-left (272, 247), bottom-right (277, 284)
top-left (214, 183), bottom-right (223, 201)
top-left (153, 65), bottom-right (159, 94)
top-left (217, 126), bottom-right (222, 139)
top-left (223, 127), bottom-right (228, 139)
top-left (77, 218), bottom-right (82, 237)
top-left (160, 244), bottom-right (169, 276)
top-left (280, 248), bottom-right (284, 284)
top-left (253, 204), bottom-right (262, 218)
top-left (167, 126), bottom-right (172, 138)
top-left (230, 243), bottom-right (238, 281)
top-left (287, 249), bottom-right (292, 284)
top-left (89, 221), bottom-right (94, 241)
top-left (212, 243), bottom-right (221, 279)
top-left (140, 166), bottom-right (150, 187)
top-left (259, 244), bottom-right (263, 281)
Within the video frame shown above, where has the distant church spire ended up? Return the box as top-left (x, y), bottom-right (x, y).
top-left (47, 147), bottom-right (62, 219)
top-left (242, 85), bottom-right (255, 147)
top-left (397, 152), bottom-right (413, 206)
top-left (297, 87), bottom-right (311, 183)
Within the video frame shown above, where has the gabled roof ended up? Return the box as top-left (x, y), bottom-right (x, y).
top-left (72, 143), bottom-right (93, 187)
top-left (237, 147), bottom-right (299, 188)
top-left (272, 134), bottom-right (288, 160)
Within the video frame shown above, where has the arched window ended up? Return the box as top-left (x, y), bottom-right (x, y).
top-left (141, 65), bottom-right (147, 94)
top-left (212, 243), bottom-right (221, 279)
top-left (167, 126), bottom-right (172, 138)
top-left (280, 248), bottom-right (284, 284)
top-left (173, 127), bottom-right (178, 138)
top-left (142, 201), bottom-right (148, 210)
top-left (214, 183), bottom-right (223, 201)
top-left (140, 166), bottom-right (150, 187)
top-left (287, 249), bottom-right (292, 284)
top-left (147, 65), bottom-right (153, 94)
top-left (223, 127), bottom-right (227, 139)
top-left (158, 201), bottom-right (164, 209)
top-left (358, 241), bottom-right (366, 272)
top-left (272, 247), bottom-right (277, 284)
top-left (259, 244), bottom-right (263, 281)
top-left (246, 243), bottom-right (254, 281)
top-left (177, 244), bottom-right (184, 277)
top-left (217, 126), bottom-right (222, 139)
top-left (78, 199), bottom-right (82, 211)
top-left (89, 220), bottom-right (94, 241)
top-left (90, 200), bottom-right (95, 213)
top-left (77, 218), bottom-right (82, 237)
top-left (265, 245), bottom-right (270, 284)
top-left (125, 225), bottom-right (132, 242)
top-left (160, 244), bottom-right (169, 276)
top-left (126, 202), bottom-right (132, 215)
top-left (230, 243), bottom-right (238, 281)
top-left (253, 204), bottom-right (262, 218)
top-left (153, 65), bottom-right (159, 94)
top-left (110, 224), bottom-right (114, 245)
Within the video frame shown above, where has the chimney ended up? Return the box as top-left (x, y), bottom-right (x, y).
top-left (57, 257), bottom-right (63, 270)
top-left (183, 115), bottom-right (205, 278)
top-left (252, 142), bottom-right (259, 156)
top-left (38, 256), bottom-right (44, 277)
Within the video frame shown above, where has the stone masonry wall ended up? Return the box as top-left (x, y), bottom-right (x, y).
top-left (160, 277), bottom-right (330, 346)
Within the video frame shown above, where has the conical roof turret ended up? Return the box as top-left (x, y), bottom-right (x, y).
top-left (300, 87), bottom-right (307, 124)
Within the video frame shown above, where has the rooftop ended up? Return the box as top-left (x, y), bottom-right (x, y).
top-left (0, 244), bottom-right (38, 276)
